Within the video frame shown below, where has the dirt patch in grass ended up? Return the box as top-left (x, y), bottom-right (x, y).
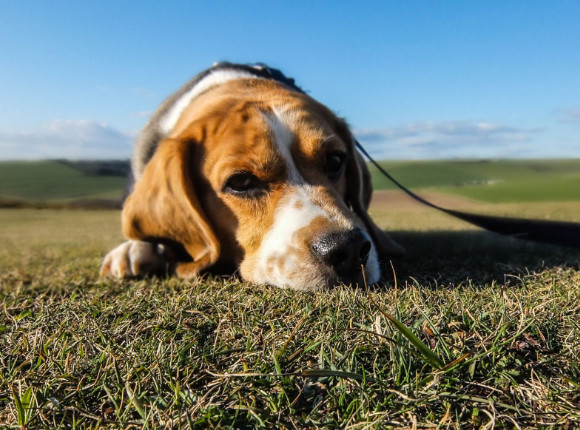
top-left (370, 189), bottom-right (479, 211)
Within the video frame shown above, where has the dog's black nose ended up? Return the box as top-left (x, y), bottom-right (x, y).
top-left (311, 228), bottom-right (372, 279)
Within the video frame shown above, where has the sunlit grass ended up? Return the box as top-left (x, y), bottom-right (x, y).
top-left (1, 208), bottom-right (579, 428)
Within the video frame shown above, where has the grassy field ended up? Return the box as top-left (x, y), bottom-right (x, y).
top-left (0, 161), bottom-right (126, 205)
top-left (368, 158), bottom-right (580, 203)
top-left (1, 200), bottom-right (579, 428)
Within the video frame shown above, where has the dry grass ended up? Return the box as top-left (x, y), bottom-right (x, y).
top-left (1, 206), bottom-right (579, 429)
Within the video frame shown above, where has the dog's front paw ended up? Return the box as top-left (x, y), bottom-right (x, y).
top-left (100, 240), bottom-right (168, 278)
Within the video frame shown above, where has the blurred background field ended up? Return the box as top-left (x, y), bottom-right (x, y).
top-left (1, 158), bottom-right (578, 211)
top-left (368, 158), bottom-right (580, 203)
top-left (0, 160), bottom-right (128, 208)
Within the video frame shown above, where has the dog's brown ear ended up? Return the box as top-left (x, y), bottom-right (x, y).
top-left (343, 130), bottom-right (406, 259)
top-left (122, 138), bottom-right (220, 278)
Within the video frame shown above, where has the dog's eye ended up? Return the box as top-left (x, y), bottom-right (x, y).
top-left (326, 152), bottom-right (347, 180)
top-left (223, 172), bottom-right (267, 197)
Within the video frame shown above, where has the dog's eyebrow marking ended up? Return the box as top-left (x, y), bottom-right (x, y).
top-left (160, 69), bottom-right (264, 134)
top-left (263, 107), bottom-right (304, 183)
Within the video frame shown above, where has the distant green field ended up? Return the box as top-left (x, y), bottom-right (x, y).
top-left (0, 160), bottom-right (126, 203)
top-left (369, 158), bottom-right (580, 202)
top-left (0, 159), bottom-right (578, 205)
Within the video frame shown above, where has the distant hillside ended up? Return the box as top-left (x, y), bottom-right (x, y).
top-left (58, 159), bottom-right (131, 177)
top-left (369, 159), bottom-right (580, 203)
top-left (0, 160), bottom-right (129, 208)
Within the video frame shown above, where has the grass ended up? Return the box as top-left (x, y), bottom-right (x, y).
top-left (1, 204), bottom-right (579, 429)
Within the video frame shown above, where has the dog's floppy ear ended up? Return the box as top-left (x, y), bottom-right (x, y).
top-left (342, 129), bottom-right (405, 259)
top-left (121, 138), bottom-right (220, 278)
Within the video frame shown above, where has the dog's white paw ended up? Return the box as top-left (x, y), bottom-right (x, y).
top-left (101, 240), bottom-right (168, 278)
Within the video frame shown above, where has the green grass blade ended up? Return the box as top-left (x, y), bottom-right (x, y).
top-left (363, 268), bottom-right (444, 370)
top-left (12, 387), bottom-right (25, 425)
top-left (300, 369), bottom-right (369, 381)
top-left (126, 382), bottom-right (147, 421)
top-left (382, 312), bottom-right (444, 369)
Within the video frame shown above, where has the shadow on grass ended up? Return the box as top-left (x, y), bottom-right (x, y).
top-left (387, 230), bottom-right (580, 287)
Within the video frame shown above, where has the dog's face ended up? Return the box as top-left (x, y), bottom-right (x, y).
top-left (122, 79), bottom-right (403, 290)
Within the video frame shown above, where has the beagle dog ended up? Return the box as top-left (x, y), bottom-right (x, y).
top-left (101, 63), bottom-right (404, 291)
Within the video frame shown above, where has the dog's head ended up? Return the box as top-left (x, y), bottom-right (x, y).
top-left (122, 77), bottom-right (403, 290)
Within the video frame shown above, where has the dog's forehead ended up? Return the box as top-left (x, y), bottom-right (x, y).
top-left (265, 103), bottom-right (338, 156)
top-left (185, 79), bottom-right (345, 174)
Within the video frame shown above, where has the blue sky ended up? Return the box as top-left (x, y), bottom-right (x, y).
top-left (1, 1), bottom-right (580, 160)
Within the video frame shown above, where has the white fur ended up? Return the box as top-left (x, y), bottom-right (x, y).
top-left (264, 110), bottom-right (302, 182)
top-left (159, 69), bottom-right (263, 134)
top-left (101, 240), bottom-right (166, 278)
top-left (363, 243), bottom-right (381, 284)
top-left (252, 188), bottom-right (329, 288)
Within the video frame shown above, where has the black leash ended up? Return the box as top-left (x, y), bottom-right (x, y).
top-left (355, 141), bottom-right (580, 248)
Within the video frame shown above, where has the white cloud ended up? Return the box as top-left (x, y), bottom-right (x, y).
top-left (354, 120), bottom-right (539, 159)
top-left (131, 87), bottom-right (157, 98)
top-left (132, 111), bottom-right (153, 118)
top-left (0, 120), bottom-right (134, 160)
top-left (558, 109), bottom-right (580, 124)
top-left (0, 118), bottom-right (570, 161)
